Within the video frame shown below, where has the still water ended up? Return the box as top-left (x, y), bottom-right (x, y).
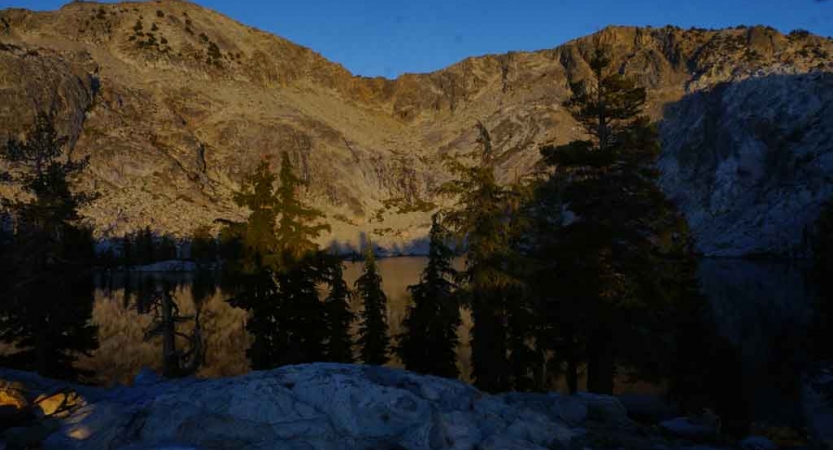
top-left (82, 257), bottom-right (816, 426)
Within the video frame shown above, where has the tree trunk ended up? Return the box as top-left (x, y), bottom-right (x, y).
top-left (161, 291), bottom-right (178, 378)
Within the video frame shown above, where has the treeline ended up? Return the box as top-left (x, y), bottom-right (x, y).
top-left (2, 46), bottom-right (831, 439)
top-left (96, 224), bottom-right (225, 269)
top-left (206, 45), bottom-right (722, 414)
top-left (98, 227), bottom-right (180, 268)
top-left (0, 47), bottom-right (718, 400)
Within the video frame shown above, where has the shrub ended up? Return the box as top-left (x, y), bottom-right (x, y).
top-left (156, 10), bottom-right (165, 18)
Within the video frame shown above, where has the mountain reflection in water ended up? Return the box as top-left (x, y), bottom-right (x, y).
top-left (82, 257), bottom-right (815, 427)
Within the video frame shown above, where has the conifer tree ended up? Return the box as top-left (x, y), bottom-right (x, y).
top-left (223, 158), bottom-right (282, 368)
top-left (274, 152), bottom-right (330, 259)
top-left (270, 153), bottom-right (330, 365)
top-left (397, 214), bottom-right (460, 378)
top-left (322, 255), bottom-right (355, 363)
top-left (122, 232), bottom-right (134, 267)
top-left (223, 153), bottom-right (332, 368)
top-left (190, 225), bottom-right (218, 266)
top-left (136, 226), bottom-right (155, 265)
top-left (538, 45), bottom-right (692, 394)
top-left (159, 234), bottom-right (178, 261)
top-left (439, 122), bottom-right (521, 392)
top-left (0, 112), bottom-right (98, 381)
top-left (355, 242), bottom-right (389, 365)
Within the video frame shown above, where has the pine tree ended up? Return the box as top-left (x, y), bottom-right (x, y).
top-left (223, 158), bottom-right (282, 369)
top-left (0, 112), bottom-right (98, 381)
top-left (158, 234), bottom-right (178, 261)
top-left (136, 226), bottom-right (155, 265)
top-left (397, 214), bottom-right (460, 378)
top-left (122, 232), bottom-right (134, 267)
top-left (223, 153), bottom-right (332, 369)
top-left (322, 255), bottom-right (355, 363)
top-left (190, 225), bottom-right (218, 266)
top-left (270, 153), bottom-right (330, 365)
top-left (274, 152), bottom-right (330, 260)
top-left (355, 242), bottom-right (389, 365)
top-left (270, 253), bottom-right (328, 365)
top-left (439, 122), bottom-right (521, 392)
top-left (538, 45), bottom-right (692, 394)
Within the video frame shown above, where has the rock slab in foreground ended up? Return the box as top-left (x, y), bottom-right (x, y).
top-left (0, 364), bottom-right (731, 450)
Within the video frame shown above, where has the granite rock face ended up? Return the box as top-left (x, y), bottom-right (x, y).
top-left (0, 363), bottom-right (742, 450)
top-left (659, 72), bottom-right (833, 256)
top-left (0, 1), bottom-right (831, 256)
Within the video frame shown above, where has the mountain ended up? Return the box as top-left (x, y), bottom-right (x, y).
top-left (1, 0), bottom-right (831, 256)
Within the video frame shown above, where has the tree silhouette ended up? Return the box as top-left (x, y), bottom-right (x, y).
top-left (439, 122), bottom-right (522, 393)
top-left (190, 225), bottom-right (218, 266)
top-left (397, 214), bottom-right (460, 378)
top-left (0, 112), bottom-right (98, 381)
top-left (274, 152), bottom-right (330, 259)
top-left (223, 158), bottom-right (282, 369)
top-left (322, 255), bottom-right (355, 363)
top-left (538, 45), bottom-right (694, 394)
top-left (223, 153), bottom-right (332, 368)
top-left (355, 242), bottom-right (389, 365)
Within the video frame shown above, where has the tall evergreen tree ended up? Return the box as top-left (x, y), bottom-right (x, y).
top-left (223, 153), bottom-right (331, 369)
top-left (538, 45), bottom-right (693, 394)
top-left (439, 122), bottom-right (521, 392)
top-left (397, 214), bottom-right (460, 378)
top-left (355, 242), bottom-right (389, 365)
top-left (0, 112), bottom-right (98, 381)
top-left (274, 152), bottom-right (330, 259)
top-left (322, 255), bottom-right (355, 363)
top-left (223, 158), bottom-right (283, 369)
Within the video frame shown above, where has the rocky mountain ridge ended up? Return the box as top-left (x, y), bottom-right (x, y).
top-left (1, 0), bottom-right (832, 256)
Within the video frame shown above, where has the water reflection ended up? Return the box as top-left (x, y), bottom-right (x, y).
top-left (83, 257), bottom-right (469, 385)
top-left (82, 257), bottom-right (815, 428)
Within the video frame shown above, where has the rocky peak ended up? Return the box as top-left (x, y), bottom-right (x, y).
top-left (1, 1), bottom-right (831, 256)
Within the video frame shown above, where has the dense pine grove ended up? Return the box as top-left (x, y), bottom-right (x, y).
top-left (0, 47), bottom-right (829, 440)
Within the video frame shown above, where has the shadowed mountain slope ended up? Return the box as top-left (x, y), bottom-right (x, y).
top-left (1, 1), bottom-right (831, 256)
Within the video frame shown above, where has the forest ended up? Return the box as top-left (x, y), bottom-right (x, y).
top-left (1, 46), bottom-right (831, 438)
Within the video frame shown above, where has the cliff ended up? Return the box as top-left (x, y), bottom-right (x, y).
top-left (1, 1), bottom-right (832, 256)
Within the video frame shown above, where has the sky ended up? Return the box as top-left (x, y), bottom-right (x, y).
top-left (2, 0), bottom-right (832, 78)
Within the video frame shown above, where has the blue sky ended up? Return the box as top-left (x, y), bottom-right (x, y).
top-left (2, 0), bottom-right (831, 78)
